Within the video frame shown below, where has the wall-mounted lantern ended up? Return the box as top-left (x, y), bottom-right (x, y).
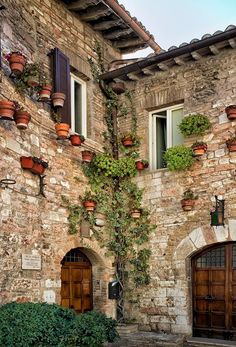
top-left (210, 196), bottom-right (225, 226)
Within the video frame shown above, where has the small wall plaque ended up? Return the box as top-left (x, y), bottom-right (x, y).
top-left (22, 254), bottom-right (41, 270)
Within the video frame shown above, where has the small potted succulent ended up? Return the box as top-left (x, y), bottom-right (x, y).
top-left (191, 141), bottom-right (207, 156)
top-left (13, 103), bottom-right (31, 129)
top-left (51, 111), bottom-right (70, 139)
top-left (225, 105), bottom-right (236, 120)
top-left (181, 189), bottom-right (198, 211)
top-left (135, 159), bottom-right (149, 171)
top-left (81, 150), bottom-right (94, 163)
top-left (82, 191), bottom-right (97, 212)
top-left (5, 51), bottom-right (27, 75)
top-left (0, 99), bottom-right (16, 119)
top-left (51, 92), bottom-right (66, 108)
top-left (131, 209), bottom-right (142, 219)
top-left (69, 132), bottom-right (85, 146)
top-left (226, 134), bottom-right (236, 152)
top-left (20, 156), bottom-right (48, 175)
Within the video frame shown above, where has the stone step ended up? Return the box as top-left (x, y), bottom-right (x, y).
top-left (185, 337), bottom-right (236, 347)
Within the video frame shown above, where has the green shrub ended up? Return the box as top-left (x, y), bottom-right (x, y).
top-left (178, 114), bottom-right (211, 136)
top-left (163, 145), bottom-right (194, 171)
top-left (0, 302), bottom-right (118, 347)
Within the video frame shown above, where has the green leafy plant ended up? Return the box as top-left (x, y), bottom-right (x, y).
top-left (91, 154), bottom-right (137, 178)
top-left (0, 302), bottom-right (118, 347)
top-left (50, 110), bottom-right (62, 123)
top-left (179, 114), bottom-right (211, 136)
top-left (182, 189), bottom-right (198, 200)
top-left (163, 145), bottom-right (194, 171)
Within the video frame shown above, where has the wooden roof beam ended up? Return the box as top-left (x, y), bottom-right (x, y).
top-left (142, 68), bottom-right (154, 76)
top-left (92, 19), bottom-right (122, 31)
top-left (127, 72), bottom-right (140, 81)
top-left (174, 57), bottom-right (185, 65)
top-left (229, 38), bottom-right (236, 48)
top-left (191, 51), bottom-right (202, 60)
top-left (67, 0), bottom-right (99, 11)
top-left (113, 38), bottom-right (143, 49)
top-left (79, 7), bottom-right (112, 21)
top-left (158, 63), bottom-right (169, 71)
top-left (209, 44), bottom-right (220, 55)
top-left (103, 27), bottom-right (133, 40)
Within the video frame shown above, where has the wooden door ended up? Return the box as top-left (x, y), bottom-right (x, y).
top-left (61, 249), bottom-right (92, 314)
top-left (192, 243), bottom-right (236, 340)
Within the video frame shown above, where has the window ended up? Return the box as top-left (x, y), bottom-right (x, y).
top-left (70, 74), bottom-right (87, 136)
top-left (149, 105), bottom-right (184, 169)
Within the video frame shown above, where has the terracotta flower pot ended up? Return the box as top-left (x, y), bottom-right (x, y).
top-left (38, 84), bottom-right (52, 101)
top-left (8, 53), bottom-right (26, 75)
top-left (20, 156), bottom-right (34, 170)
top-left (227, 140), bottom-right (236, 152)
top-left (192, 145), bottom-right (207, 156)
top-left (51, 92), bottom-right (66, 108)
top-left (31, 162), bottom-right (46, 175)
top-left (109, 81), bottom-right (126, 95)
top-left (55, 123), bottom-right (70, 139)
top-left (14, 110), bottom-right (31, 129)
top-left (0, 100), bottom-right (16, 119)
top-left (70, 134), bottom-right (83, 146)
top-left (131, 209), bottom-right (141, 219)
top-left (122, 136), bottom-right (134, 147)
top-left (27, 75), bottom-right (39, 87)
top-left (83, 200), bottom-right (96, 212)
top-left (82, 150), bottom-right (94, 163)
top-left (181, 199), bottom-right (195, 211)
top-left (136, 161), bottom-right (148, 170)
top-left (225, 105), bottom-right (236, 120)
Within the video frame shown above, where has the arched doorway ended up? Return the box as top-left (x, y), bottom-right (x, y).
top-left (61, 248), bottom-right (93, 314)
top-left (192, 242), bottom-right (236, 340)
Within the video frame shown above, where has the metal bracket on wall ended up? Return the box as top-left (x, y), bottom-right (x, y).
top-left (36, 175), bottom-right (47, 198)
top-left (0, 176), bottom-right (47, 198)
top-left (0, 6), bottom-right (6, 10)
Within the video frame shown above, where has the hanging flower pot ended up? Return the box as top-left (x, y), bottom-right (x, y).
top-left (122, 134), bottom-right (134, 147)
top-left (20, 156), bottom-right (34, 170)
top-left (82, 150), bottom-right (94, 163)
top-left (95, 212), bottom-right (106, 226)
top-left (51, 92), bottom-right (66, 108)
top-left (7, 52), bottom-right (27, 75)
top-left (69, 133), bottom-right (85, 146)
top-left (181, 190), bottom-right (198, 211)
top-left (0, 100), bottom-right (16, 119)
top-left (109, 81), bottom-right (126, 95)
top-left (14, 110), bottom-right (31, 129)
top-left (55, 123), bottom-right (70, 139)
top-left (31, 157), bottom-right (48, 175)
top-left (27, 75), bottom-right (39, 87)
top-left (131, 209), bottom-right (141, 219)
top-left (38, 84), bottom-right (52, 101)
top-left (226, 138), bottom-right (236, 152)
top-left (83, 200), bottom-right (97, 212)
top-left (225, 105), bottom-right (236, 120)
top-left (191, 142), bottom-right (207, 156)
top-left (136, 160), bottom-right (149, 171)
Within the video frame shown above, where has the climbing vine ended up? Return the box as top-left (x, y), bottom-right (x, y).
top-left (63, 42), bottom-right (155, 321)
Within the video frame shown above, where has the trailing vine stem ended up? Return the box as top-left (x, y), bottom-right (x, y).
top-left (62, 42), bottom-right (155, 322)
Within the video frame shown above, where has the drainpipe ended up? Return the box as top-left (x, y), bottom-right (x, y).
top-left (102, 0), bottom-right (161, 53)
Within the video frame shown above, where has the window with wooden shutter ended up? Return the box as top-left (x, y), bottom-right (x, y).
top-left (52, 48), bottom-right (71, 125)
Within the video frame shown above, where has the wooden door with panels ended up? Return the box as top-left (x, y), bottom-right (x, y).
top-left (192, 242), bottom-right (236, 340)
top-left (61, 248), bottom-right (93, 314)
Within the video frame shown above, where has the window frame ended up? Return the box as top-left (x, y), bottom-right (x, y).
top-left (70, 73), bottom-right (87, 136)
top-left (149, 104), bottom-right (184, 170)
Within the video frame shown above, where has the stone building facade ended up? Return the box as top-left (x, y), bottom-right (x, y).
top-left (1, 0), bottom-right (236, 342)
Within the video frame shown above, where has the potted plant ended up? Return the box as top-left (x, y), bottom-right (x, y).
top-left (82, 191), bottom-right (97, 212)
top-left (225, 105), bottom-right (236, 120)
top-left (95, 211), bottom-right (106, 226)
top-left (191, 141), bottom-right (207, 156)
top-left (38, 79), bottom-right (52, 101)
top-left (109, 81), bottom-right (126, 95)
top-left (51, 111), bottom-right (70, 139)
top-left (135, 159), bottom-right (149, 171)
top-left (82, 150), bottom-right (94, 163)
top-left (51, 92), bottom-right (66, 108)
top-left (122, 133), bottom-right (136, 147)
top-left (163, 145), bottom-right (194, 171)
top-left (181, 189), bottom-right (198, 211)
top-left (5, 51), bottom-right (27, 75)
top-left (226, 134), bottom-right (236, 152)
top-left (0, 100), bottom-right (16, 119)
top-left (69, 132), bottom-right (85, 146)
top-left (179, 114), bottom-right (211, 137)
top-left (20, 156), bottom-right (48, 175)
top-left (13, 104), bottom-right (31, 129)
top-left (24, 63), bottom-right (40, 87)
top-left (131, 209), bottom-right (142, 219)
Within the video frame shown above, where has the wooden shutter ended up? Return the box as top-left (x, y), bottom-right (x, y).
top-left (52, 48), bottom-right (71, 125)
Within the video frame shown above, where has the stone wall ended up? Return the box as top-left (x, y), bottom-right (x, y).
top-left (119, 49), bottom-right (236, 334)
top-left (0, 0), bottom-right (119, 317)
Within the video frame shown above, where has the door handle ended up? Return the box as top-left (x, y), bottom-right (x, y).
top-left (204, 295), bottom-right (216, 301)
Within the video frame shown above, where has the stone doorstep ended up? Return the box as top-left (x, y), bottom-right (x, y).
top-left (185, 337), bottom-right (236, 347)
top-left (106, 332), bottom-right (185, 347)
top-left (117, 323), bottom-right (139, 335)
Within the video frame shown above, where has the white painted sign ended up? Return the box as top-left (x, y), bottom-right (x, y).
top-left (22, 254), bottom-right (41, 270)
top-left (43, 290), bottom-right (56, 304)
